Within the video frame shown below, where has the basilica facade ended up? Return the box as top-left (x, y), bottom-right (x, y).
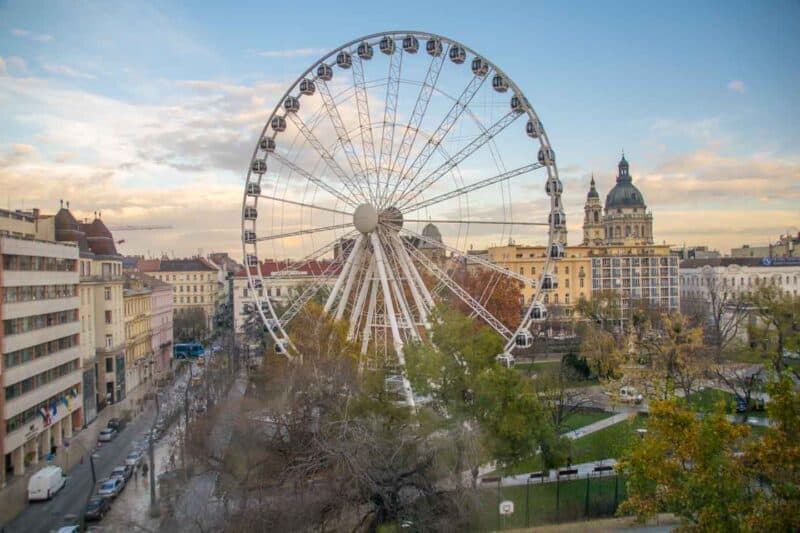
top-left (583, 155), bottom-right (654, 246)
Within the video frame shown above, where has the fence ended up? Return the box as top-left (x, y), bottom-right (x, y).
top-left (478, 473), bottom-right (627, 530)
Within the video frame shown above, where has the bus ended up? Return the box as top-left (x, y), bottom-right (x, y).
top-left (174, 343), bottom-right (205, 359)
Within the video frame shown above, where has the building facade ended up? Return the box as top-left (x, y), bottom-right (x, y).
top-left (123, 277), bottom-right (152, 395)
top-left (1, 211), bottom-right (82, 487)
top-left (680, 257), bottom-right (800, 302)
top-left (731, 233), bottom-right (800, 259)
top-left (54, 207), bottom-right (125, 412)
top-left (148, 277), bottom-right (174, 380)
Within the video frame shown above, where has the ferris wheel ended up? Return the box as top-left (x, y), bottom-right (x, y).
top-left (242, 31), bottom-right (566, 406)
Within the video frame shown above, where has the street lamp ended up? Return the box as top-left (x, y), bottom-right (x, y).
top-left (79, 452), bottom-right (100, 530)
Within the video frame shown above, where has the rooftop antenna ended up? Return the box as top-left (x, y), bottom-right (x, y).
top-left (66, 201), bottom-right (70, 209)
top-left (60, 199), bottom-right (63, 208)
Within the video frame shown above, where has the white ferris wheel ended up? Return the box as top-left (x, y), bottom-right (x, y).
top-left (241, 31), bottom-right (566, 406)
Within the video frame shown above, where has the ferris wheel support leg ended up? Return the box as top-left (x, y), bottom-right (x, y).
top-left (348, 260), bottom-right (375, 339)
top-left (370, 232), bottom-right (416, 409)
top-left (359, 275), bottom-right (379, 372)
top-left (324, 234), bottom-right (364, 313)
top-left (385, 246), bottom-right (420, 341)
top-left (335, 247), bottom-right (365, 321)
top-left (395, 236), bottom-right (435, 309)
top-left (388, 235), bottom-right (430, 327)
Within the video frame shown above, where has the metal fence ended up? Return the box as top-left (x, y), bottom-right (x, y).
top-left (479, 474), bottom-right (627, 530)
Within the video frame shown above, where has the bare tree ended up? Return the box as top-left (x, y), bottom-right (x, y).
top-left (535, 357), bottom-right (593, 434)
top-left (711, 363), bottom-right (764, 415)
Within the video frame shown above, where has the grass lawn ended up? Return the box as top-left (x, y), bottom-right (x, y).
top-left (684, 388), bottom-right (736, 412)
top-left (518, 360), bottom-right (598, 388)
top-left (477, 475), bottom-right (627, 529)
top-left (495, 413), bottom-right (644, 476)
top-left (561, 409), bottom-right (614, 433)
top-left (569, 414), bottom-right (646, 465)
top-left (723, 347), bottom-right (769, 365)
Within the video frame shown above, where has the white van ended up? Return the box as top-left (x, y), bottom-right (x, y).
top-left (28, 465), bottom-right (66, 501)
top-left (619, 386), bottom-right (644, 404)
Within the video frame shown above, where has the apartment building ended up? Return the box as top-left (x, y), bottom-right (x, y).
top-left (1, 210), bottom-right (82, 487)
top-left (123, 276), bottom-right (152, 394)
top-left (54, 206), bottom-right (125, 412)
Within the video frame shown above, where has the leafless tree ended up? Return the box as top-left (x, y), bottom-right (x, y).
top-left (535, 358), bottom-right (593, 434)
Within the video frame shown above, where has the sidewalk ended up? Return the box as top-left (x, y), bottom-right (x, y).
top-left (0, 380), bottom-right (158, 527)
top-left (562, 412), bottom-right (632, 440)
top-left (480, 458), bottom-right (618, 488)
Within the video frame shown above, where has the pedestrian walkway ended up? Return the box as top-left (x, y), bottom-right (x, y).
top-left (562, 412), bottom-right (632, 440)
top-left (0, 380), bottom-right (159, 527)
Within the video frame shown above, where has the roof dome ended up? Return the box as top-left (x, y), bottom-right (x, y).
top-left (420, 223), bottom-right (442, 249)
top-left (605, 155), bottom-right (646, 210)
top-left (54, 207), bottom-right (80, 231)
top-left (83, 218), bottom-right (118, 256)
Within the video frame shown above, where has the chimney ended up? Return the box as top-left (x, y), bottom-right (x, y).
top-left (60, 199), bottom-right (63, 208)
top-left (66, 201), bottom-right (70, 209)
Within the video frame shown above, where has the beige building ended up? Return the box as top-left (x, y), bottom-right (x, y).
top-left (489, 155), bottom-right (678, 325)
top-left (54, 205), bottom-right (125, 413)
top-left (133, 257), bottom-right (221, 336)
top-left (123, 277), bottom-right (152, 394)
top-left (1, 210), bottom-right (82, 487)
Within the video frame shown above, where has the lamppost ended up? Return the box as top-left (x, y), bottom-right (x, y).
top-left (79, 452), bottom-right (100, 531)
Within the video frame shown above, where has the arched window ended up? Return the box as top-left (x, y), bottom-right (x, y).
top-left (615, 226), bottom-right (621, 239)
top-left (593, 211), bottom-right (599, 223)
top-left (625, 225), bottom-right (631, 237)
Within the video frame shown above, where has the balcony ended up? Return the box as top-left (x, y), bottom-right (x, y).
top-left (3, 321), bottom-right (80, 354)
top-left (2, 296), bottom-right (80, 321)
top-left (4, 346), bottom-right (80, 387)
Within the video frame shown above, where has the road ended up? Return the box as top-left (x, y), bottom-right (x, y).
top-left (4, 369), bottom-right (190, 533)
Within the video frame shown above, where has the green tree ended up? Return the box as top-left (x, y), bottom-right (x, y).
top-left (747, 285), bottom-right (800, 373)
top-left (579, 322), bottom-right (625, 379)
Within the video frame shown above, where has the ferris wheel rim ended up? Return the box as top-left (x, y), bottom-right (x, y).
top-left (241, 29), bottom-right (563, 363)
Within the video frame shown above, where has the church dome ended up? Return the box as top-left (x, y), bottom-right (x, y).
top-left (605, 154), bottom-right (646, 210)
top-left (420, 223), bottom-right (442, 249)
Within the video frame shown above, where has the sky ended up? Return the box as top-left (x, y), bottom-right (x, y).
top-left (0, 0), bottom-right (798, 260)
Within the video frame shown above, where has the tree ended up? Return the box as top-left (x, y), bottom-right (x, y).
top-left (682, 269), bottom-right (749, 361)
top-left (575, 290), bottom-right (622, 333)
top-left (535, 356), bottom-right (593, 434)
top-left (639, 313), bottom-right (706, 399)
top-left (174, 307), bottom-right (208, 342)
top-left (579, 322), bottom-right (625, 379)
top-left (747, 284), bottom-right (800, 372)
top-left (449, 266), bottom-right (522, 330)
top-left (711, 363), bottom-right (764, 415)
top-left (618, 372), bottom-right (800, 531)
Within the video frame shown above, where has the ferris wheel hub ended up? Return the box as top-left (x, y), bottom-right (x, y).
top-left (353, 203), bottom-right (379, 234)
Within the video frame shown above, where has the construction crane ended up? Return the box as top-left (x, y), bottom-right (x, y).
top-left (108, 225), bottom-right (173, 231)
top-left (108, 225), bottom-right (173, 245)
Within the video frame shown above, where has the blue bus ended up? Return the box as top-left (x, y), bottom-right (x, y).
top-left (174, 343), bottom-right (205, 359)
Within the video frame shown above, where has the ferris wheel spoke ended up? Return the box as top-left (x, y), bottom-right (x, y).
top-left (279, 263), bottom-right (341, 327)
top-left (381, 44), bottom-right (450, 209)
top-left (391, 71), bottom-right (489, 203)
top-left (352, 55), bottom-right (378, 186)
top-left (285, 112), bottom-right (370, 203)
top-left (403, 218), bottom-right (548, 226)
top-left (400, 226), bottom-right (534, 287)
top-left (401, 162), bottom-right (543, 214)
top-left (269, 233), bottom-right (355, 278)
top-left (315, 78), bottom-right (367, 184)
top-left (376, 49), bottom-right (403, 205)
top-left (255, 222), bottom-right (352, 243)
top-left (384, 233), bottom-right (430, 325)
top-left (258, 194), bottom-right (352, 217)
top-left (269, 151), bottom-right (359, 208)
top-left (324, 234), bottom-right (365, 313)
top-left (404, 242), bottom-right (512, 340)
top-left (395, 110), bottom-right (523, 208)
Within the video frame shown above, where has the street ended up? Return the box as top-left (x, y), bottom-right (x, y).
top-left (3, 367), bottom-right (192, 533)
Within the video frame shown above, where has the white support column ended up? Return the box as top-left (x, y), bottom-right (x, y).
top-left (389, 235), bottom-right (430, 326)
top-left (360, 277), bottom-right (379, 359)
top-left (346, 260), bottom-right (375, 332)
top-left (334, 246), bottom-right (365, 321)
top-left (396, 236), bottom-right (435, 308)
top-left (370, 232), bottom-right (416, 408)
top-left (323, 234), bottom-right (364, 313)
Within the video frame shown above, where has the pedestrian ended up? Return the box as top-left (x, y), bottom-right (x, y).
top-left (567, 455), bottom-right (572, 468)
top-left (143, 462), bottom-right (149, 476)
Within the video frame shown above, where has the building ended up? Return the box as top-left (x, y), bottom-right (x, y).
top-left (123, 275), bottom-right (152, 394)
top-left (680, 257), bottom-right (800, 303)
top-left (132, 257), bottom-right (221, 335)
top-left (232, 260), bottom-right (337, 337)
top-left (146, 275), bottom-right (174, 381)
top-left (54, 206), bottom-right (125, 413)
top-left (583, 156), bottom-right (654, 247)
top-left (1, 209), bottom-right (82, 487)
top-left (731, 233), bottom-right (800, 259)
top-left (489, 155), bottom-right (679, 323)
top-left (670, 245), bottom-right (721, 261)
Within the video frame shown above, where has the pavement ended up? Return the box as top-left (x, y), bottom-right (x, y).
top-left (1, 369), bottom-right (189, 533)
top-left (161, 369), bottom-right (248, 533)
top-left (480, 458), bottom-right (619, 488)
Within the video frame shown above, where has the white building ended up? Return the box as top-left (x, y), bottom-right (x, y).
top-left (232, 261), bottom-right (337, 337)
top-left (1, 223), bottom-right (82, 487)
top-left (680, 257), bottom-right (800, 302)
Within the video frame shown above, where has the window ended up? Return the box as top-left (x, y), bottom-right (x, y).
top-left (565, 294), bottom-right (570, 304)
top-left (104, 286), bottom-right (111, 300)
top-left (580, 278), bottom-right (584, 288)
top-left (105, 357), bottom-right (113, 372)
top-left (105, 334), bottom-right (113, 349)
top-left (105, 310), bottom-right (112, 324)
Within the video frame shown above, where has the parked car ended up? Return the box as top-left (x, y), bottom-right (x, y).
top-left (98, 428), bottom-right (117, 442)
top-left (735, 399), bottom-right (748, 413)
top-left (97, 477), bottom-right (124, 499)
top-left (125, 450), bottom-right (144, 467)
top-left (27, 465), bottom-right (67, 501)
top-left (111, 465), bottom-right (133, 482)
top-left (619, 386), bottom-right (644, 404)
top-left (107, 417), bottom-right (126, 431)
top-left (85, 496), bottom-right (111, 521)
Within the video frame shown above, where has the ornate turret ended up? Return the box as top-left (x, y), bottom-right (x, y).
top-left (583, 174), bottom-right (604, 246)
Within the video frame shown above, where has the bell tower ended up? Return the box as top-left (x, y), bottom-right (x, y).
top-left (583, 174), bottom-right (604, 246)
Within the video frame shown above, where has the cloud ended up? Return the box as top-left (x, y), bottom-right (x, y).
top-left (11, 28), bottom-right (54, 42)
top-left (0, 55), bottom-right (29, 76)
top-left (257, 48), bottom-right (327, 59)
top-left (0, 57), bottom-right (5, 74)
top-left (727, 80), bottom-right (746, 93)
top-left (42, 63), bottom-right (96, 79)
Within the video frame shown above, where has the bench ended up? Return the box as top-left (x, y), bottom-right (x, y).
top-left (558, 468), bottom-right (579, 477)
top-left (593, 465), bottom-right (614, 473)
top-left (528, 471), bottom-right (545, 479)
top-left (481, 476), bottom-right (501, 484)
